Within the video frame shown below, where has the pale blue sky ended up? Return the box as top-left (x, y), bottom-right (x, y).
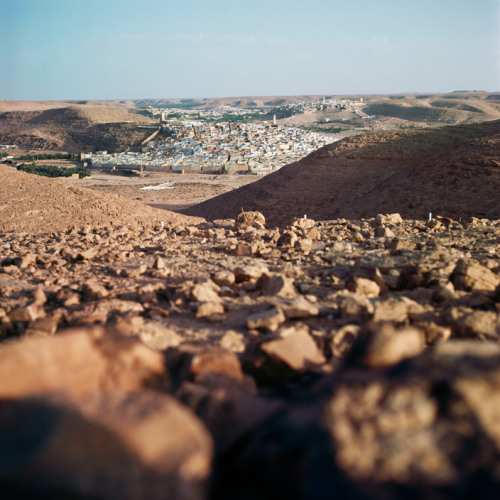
top-left (1, 0), bottom-right (499, 100)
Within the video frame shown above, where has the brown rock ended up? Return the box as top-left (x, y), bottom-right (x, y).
top-left (76, 247), bottom-right (98, 261)
top-left (247, 307), bottom-right (286, 333)
top-left (234, 263), bottom-right (269, 283)
top-left (82, 280), bottom-right (109, 301)
top-left (292, 217), bottom-right (316, 231)
top-left (153, 255), bottom-right (166, 269)
top-left (139, 321), bottom-right (182, 350)
top-left (196, 301), bottom-right (225, 318)
top-left (357, 323), bottom-right (425, 367)
top-left (8, 305), bottom-right (42, 323)
top-left (372, 296), bottom-right (413, 323)
top-left (331, 324), bottom-right (361, 358)
top-left (453, 310), bottom-right (499, 340)
top-left (234, 211), bottom-right (266, 231)
top-left (348, 276), bottom-right (380, 298)
top-left (278, 230), bottom-right (298, 248)
top-left (235, 242), bottom-right (256, 256)
top-left (261, 273), bottom-right (296, 297)
top-left (219, 330), bottom-right (246, 353)
top-left (322, 340), bottom-right (500, 496)
top-left (374, 226), bottom-right (396, 238)
top-left (0, 391), bottom-right (212, 500)
top-left (297, 237), bottom-right (313, 254)
top-left (281, 297), bottom-right (320, 320)
top-left (0, 326), bottom-right (168, 400)
top-left (166, 345), bottom-right (244, 386)
top-left (338, 293), bottom-right (374, 321)
top-left (213, 269), bottom-right (236, 287)
top-left (191, 280), bottom-right (221, 303)
top-left (246, 326), bottom-right (326, 385)
top-left (15, 253), bottom-right (37, 269)
top-left (451, 259), bottom-right (500, 292)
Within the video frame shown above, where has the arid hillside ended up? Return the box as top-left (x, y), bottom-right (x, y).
top-left (183, 120), bottom-right (500, 225)
top-left (0, 165), bottom-right (202, 234)
top-left (0, 101), bottom-right (156, 152)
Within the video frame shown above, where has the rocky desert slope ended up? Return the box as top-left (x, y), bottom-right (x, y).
top-left (0, 165), bottom-right (201, 234)
top-left (184, 120), bottom-right (500, 225)
top-left (0, 101), bottom-right (156, 152)
top-left (1, 121), bottom-right (500, 499)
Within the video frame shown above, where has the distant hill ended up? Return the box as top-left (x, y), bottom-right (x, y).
top-left (182, 120), bottom-right (500, 225)
top-left (0, 101), bottom-right (156, 153)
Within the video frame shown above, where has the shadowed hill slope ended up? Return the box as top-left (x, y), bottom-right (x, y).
top-left (182, 120), bottom-right (500, 226)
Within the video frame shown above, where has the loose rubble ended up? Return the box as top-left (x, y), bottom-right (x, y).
top-left (1, 210), bottom-right (500, 499)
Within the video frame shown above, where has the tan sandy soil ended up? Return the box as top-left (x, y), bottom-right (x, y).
top-left (74, 171), bottom-right (261, 211)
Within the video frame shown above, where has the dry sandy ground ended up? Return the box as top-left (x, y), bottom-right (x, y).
top-left (73, 171), bottom-right (261, 211)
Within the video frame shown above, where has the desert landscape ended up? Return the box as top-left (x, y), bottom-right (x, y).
top-left (0, 91), bottom-right (499, 499)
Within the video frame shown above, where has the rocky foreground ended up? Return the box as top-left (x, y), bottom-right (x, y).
top-left (1, 210), bottom-right (500, 499)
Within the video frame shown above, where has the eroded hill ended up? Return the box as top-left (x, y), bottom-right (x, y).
top-left (0, 101), bottom-right (157, 153)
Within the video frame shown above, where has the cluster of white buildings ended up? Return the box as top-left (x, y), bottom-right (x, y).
top-left (86, 121), bottom-right (336, 174)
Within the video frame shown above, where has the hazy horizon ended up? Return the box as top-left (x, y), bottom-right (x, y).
top-left (1, 0), bottom-right (499, 101)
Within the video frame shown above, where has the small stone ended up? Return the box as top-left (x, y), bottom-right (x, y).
top-left (219, 331), bottom-right (246, 353)
top-left (153, 255), bottom-right (166, 269)
top-left (451, 259), bottom-right (500, 292)
top-left (234, 211), bottom-right (266, 231)
top-left (246, 327), bottom-right (326, 385)
top-left (234, 264), bottom-right (269, 283)
top-left (15, 254), bottom-right (37, 269)
top-left (8, 305), bottom-right (40, 323)
top-left (235, 242), bottom-right (256, 256)
top-left (82, 281), bottom-right (109, 301)
top-left (139, 321), bottom-right (182, 350)
top-left (348, 276), bottom-right (380, 298)
top-left (76, 248), bottom-right (98, 261)
top-left (331, 324), bottom-right (361, 358)
top-left (191, 281), bottom-right (221, 303)
top-left (213, 270), bottom-right (236, 287)
top-left (359, 323), bottom-right (425, 367)
top-left (338, 293), bottom-right (374, 321)
top-left (167, 345), bottom-right (244, 385)
top-left (261, 273), bottom-right (296, 297)
top-left (453, 310), bottom-right (499, 340)
top-left (126, 264), bottom-right (148, 279)
top-left (281, 297), bottom-right (320, 320)
top-left (26, 316), bottom-right (59, 336)
top-left (196, 302), bottom-right (225, 318)
top-left (247, 307), bottom-right (286, 333)
top-left (278, 230), bottom-right (298, 248)
top-left (374, 226), bottom-right (396, 238)
top-left (297, 238), bottom-right (313, 254)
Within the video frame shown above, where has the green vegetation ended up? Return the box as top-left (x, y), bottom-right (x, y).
top-left (18, 152), bottom-right (74, 161)
top-left (16, 164), bottom-right (90, 178)
top-left (301, 125), bottom-right (348, 134)
top-left (0, 152), bottom-right (9, 158)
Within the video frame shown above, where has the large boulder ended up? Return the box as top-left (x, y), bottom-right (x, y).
top-left (0, 391), bottom-right (213, 500)
top-left (0, 326), bottom-right (168, 400)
